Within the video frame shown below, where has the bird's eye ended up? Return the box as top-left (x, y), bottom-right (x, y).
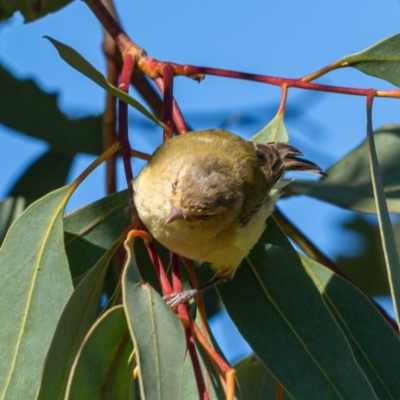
top-left (172, 179), bottom-right (178, 189)
top-left (200, 214), bottom-right (212, 220)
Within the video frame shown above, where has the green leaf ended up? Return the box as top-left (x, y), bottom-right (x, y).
top-left (45, 37), bottom-right (166, 130)
top-left (179, 310), bottom-right (233, 400)
top-left (10, 150), bottom-right (74, 206)
top-left (65, 306), bottom-right (134, 400)
top-left (366, 109), bottom-right (400, 327)
top-left (0, 65), bottom-right (103, 155)
top-left (217, 218), bottom-right (377, 400)
top-left (300, 254), bottom-right (400, 399)
top-left (288, 124), bottom-right (400, 213)
top-left (0, 0), bottom-right (73, 22)
top-left (336, 216), bottom-right (395, 296)
top-left (122, 234), bottom-right (187, 400)
top-left (235, 355), bottom-right (290, 400)
top-left (64, 190), bottom-right (130, 278)
top-left (338, 33), bottom-right (400, 87)
top-left (37, 237), bottom-right (122, 400)
top-left (0, 197), bottom-right (26, 246)
top-left (250, 114), bottom-right (289, 143)
top-left (0, 186), bottom-right (74, 399)
top-left (180, 349), bottom-right (224, 400)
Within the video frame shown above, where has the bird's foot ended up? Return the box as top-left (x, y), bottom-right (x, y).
top-left (163, 289), bottom-right (199, 308)
top-left (163, 276), bottom-right (229, 308)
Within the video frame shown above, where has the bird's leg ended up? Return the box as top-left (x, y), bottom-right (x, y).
top-left (163, 276), bottom-right (228, 308)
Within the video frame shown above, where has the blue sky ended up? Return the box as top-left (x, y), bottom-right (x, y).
top-left (1, 0), bottom-right (399, 362)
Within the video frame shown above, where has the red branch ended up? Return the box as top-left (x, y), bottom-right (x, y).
top-left (170, 257), bottom-right (208, 400)
top-left (277, 84), bottom-right (288, 115)
top-left (118, 50), bottom-right (174, 296)
top-left (85, 0), bottom-right (144, 55)
top-left (185, 327), bottom-right (208, 400)
top-left (118, 53), bottom-right (135, 198)
top-left (86, 0), bottom-right (400, 100)
top-left (366, 89), bottom-right (376, 110)
top-left (154, 77), bottom-right (190, 134)
top-left (140, 58), bottom-right (400, 98)
top-left (161, 64), bottom-right (174, 140)
top-left (171, 253), bottom-right (183, 295)
top-left (171, 95), bottom-right (190, 134)
top-left (146, 242), bottom-right (173, 295)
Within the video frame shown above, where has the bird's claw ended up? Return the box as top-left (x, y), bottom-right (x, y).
top-left (163, 289), bottom-right (199, 308)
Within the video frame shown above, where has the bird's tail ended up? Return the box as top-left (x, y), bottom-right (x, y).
top-left (252, 142), bottom-right (326, 184)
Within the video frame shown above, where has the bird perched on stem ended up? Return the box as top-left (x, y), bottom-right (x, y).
top-left (133, 129), bottom-right (325, 305)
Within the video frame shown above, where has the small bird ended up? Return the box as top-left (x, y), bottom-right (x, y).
top-left (133, 129), bottom-right (324, 304)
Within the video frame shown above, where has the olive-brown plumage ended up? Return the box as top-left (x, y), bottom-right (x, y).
top-left (133, 129), bottom-right (323, 278)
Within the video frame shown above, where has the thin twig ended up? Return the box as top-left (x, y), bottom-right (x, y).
top-left (154, 77), bottom-right (189, 134)
top-left (161, 64), bottom-right (174, 140)
top-left (101, 0), bottom-right (120, 194)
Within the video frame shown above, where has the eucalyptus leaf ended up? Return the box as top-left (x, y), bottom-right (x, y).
top-left (45, 37), bottom-right (166, 130)
top-left (251, 114), bottom-right (289, 144)
top-left (300, 254), bottom-right (400, 399)
top-left (179, 310), bottom-right (236, 399)
top-left (0, 0), bottom-right (72, 22)
top-left (217, 218), bottom-right (377, 399)
top-left (64, 190), bottom-right (130, 278)
top-left (288, 124), bottom-right (400, 213)
top-left (65, 306), bottom-right (134, 400)
top-left (365, 112), bottom-right (400, 326)
top-left (122, 234), bottom-right (187, 400)
top-left (339, 33), bottom-right (400, 87)
top-left (0, 65), bottom-right (103, 155)
top-left (0, 186), bottom-right (73, 399)
top-left (235, 355), bottom-right (290, 400)
top-left (37, 238), bottom-right (123, 400)
top-left (180, 335), bottom-right (226, 399)
top-left (336, 216), bottom-right (394, 296)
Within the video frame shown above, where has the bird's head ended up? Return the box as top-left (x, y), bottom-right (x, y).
top-left (165, 161), bottom-right (244, 235)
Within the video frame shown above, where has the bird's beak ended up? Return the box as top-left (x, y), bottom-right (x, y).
top-left (165, 207), bottom-right (184, 224)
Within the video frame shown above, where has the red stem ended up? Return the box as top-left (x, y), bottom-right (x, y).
top-left (146, 241), bottom-right (173, 295)
top-left (87, 0), bottom-right (123, 37)
top-left (277, 84), bottom-right (288, 115)
top-left (184, 65), bottom-right (377, 96)
top-left (119, 54), bottom-right (174, 295)
top-left (171, 253), bottom-right (182, 293)
top-left (103, 68), bottom-right (118, 194)
top-left (170, 252), bottom-right (186, 314)
top-left (87, 0), bottom-right (400, 100)
top-left (118, 53), bottom-right (135, 199)
top-left (162, 64), bottom-right (175, 140)
top-left (85, 0), bottom-right (141, 54)
top-left (172, 97), bottom-right (190, 134)
top-left (154, 77), bottom-right (190, 134)
top-left (170, 257), bottom-right (208, 399)
top-left (185, 327), bottom-right (208, 400)
top-left (141, 58), bottom-right (400, 98)
top-left (181, 258), bottom-right (210, 335)
top-left (367, 89), bottom-right (375, 110)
